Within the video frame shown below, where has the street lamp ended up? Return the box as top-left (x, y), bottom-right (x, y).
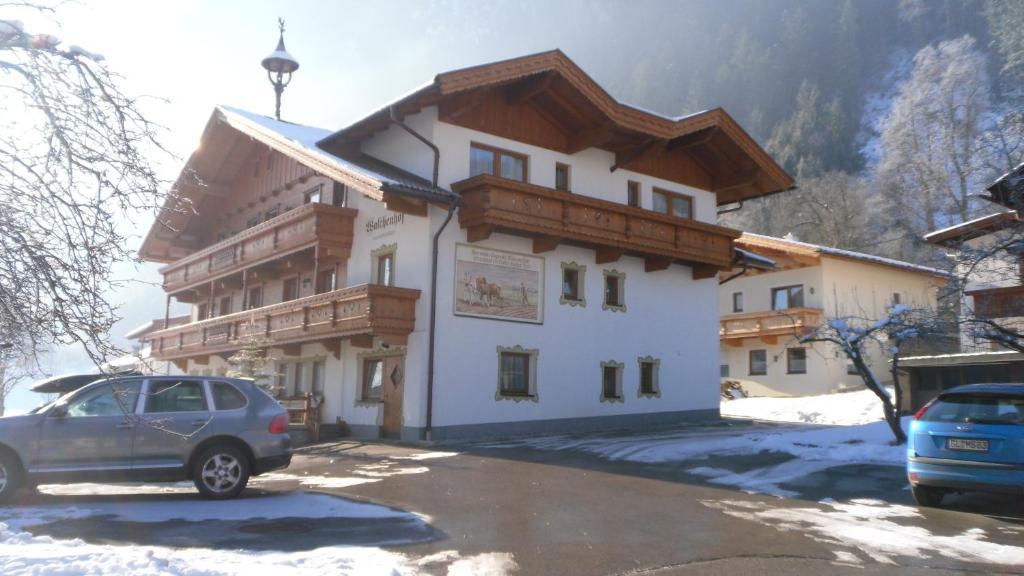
top-left (261, 17), bottom-right (300, 121)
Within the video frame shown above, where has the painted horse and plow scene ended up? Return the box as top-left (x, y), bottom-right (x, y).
top-left (454, 244), bottom-right (544, 324)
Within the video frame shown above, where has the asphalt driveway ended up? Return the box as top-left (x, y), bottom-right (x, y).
top-left (9, 421), bottom-right (1024, 575)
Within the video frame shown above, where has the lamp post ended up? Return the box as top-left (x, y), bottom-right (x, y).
top-left (261, 18), bottom-right (300, 121)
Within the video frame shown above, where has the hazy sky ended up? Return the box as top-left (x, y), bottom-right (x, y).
top-left (7, 0), bottom-right (690, 411)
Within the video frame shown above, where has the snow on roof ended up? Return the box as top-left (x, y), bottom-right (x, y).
top-left (740, 233), bottom-right (951, 278)
top-left (218, 105), bottom-right (456, 203)
top-left (124, 316), bottom-right (189, 341)
top-left (734, 247), bottom-right (776, 269)
top-left (923, 210), bottom-right (1020, 245)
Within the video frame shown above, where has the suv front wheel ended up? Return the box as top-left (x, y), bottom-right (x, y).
top-left (193, 445), bottom-right (250, 500)
top-left (0, 452), bottom-right (22, 504)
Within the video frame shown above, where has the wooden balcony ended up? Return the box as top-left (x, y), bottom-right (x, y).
top-left (968, 285), bottom-right (1024, 319)
top-left (451, 175), bottom-right (739, 277)
top-left (147, 284), bottom-right (420, 362)
top-left (720, 307), bottom-right (823, 344)
top-left (160, 203), bottom-right (357, 294)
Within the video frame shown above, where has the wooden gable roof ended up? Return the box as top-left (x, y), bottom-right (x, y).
top-left (319, 50), bottom-right (794, 205)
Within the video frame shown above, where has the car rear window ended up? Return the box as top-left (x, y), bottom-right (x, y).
top-left (145, 380), bottom-right (208, 413)
top-left (924, 394), bottom-right (1024, 425)
top-left (211, 381), bottom-right (247, 410)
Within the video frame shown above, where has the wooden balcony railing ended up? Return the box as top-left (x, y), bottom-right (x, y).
top-left (147, 284), bottom-right (420, 361)
top-left (968, 285), bottom-right (1024, 319)
top-left (720, 307), bottom-right (823, 342)
top-left (160, 203), bottom-right (357, 293)
top-left (451, 175), bottom-right (739, 274)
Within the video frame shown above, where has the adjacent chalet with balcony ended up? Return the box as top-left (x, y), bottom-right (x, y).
top-left (719, 233), bottom-right (947, 397)
top-left (139, 50), bottom-right (793, 440)
top-left (899, 163), bottom-right (1024, 411)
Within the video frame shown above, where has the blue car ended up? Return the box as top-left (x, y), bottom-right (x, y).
top-left (907, 383), bottom-right (1024, 506)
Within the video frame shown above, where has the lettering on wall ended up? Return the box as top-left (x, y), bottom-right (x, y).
top-left (366, 213), bottom-right (404, 239)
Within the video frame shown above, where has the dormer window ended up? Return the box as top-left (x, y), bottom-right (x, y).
top-left (470, 143), bottom-right (527, 182)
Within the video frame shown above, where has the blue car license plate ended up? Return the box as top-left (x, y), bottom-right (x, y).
top-left (948, 438), bottom-right (989, 452)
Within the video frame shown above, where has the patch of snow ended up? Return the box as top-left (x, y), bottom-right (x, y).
top-left (483, 407), bottom-right (908, 495)
top-left (393, 451), bottom-right (459, 461)
top-left (0, 520), bottom-right (518, 576)
top-left (445, 552), bottom-right (519, 576)
top-left (355, 466), bottom-right (430, 478)
top-left (721, 387), bottom-right (893, 426)
top-left (251, 473), bottom-right (382, 489)
top-left (702, 498), bottom-right (1024, 567)
top-left (36, 482), bottom-right (195, 496)
top-left (3, 492), bottom-right (411, 530)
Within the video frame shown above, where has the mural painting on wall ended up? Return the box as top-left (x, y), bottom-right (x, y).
top-left (454, 244), bottom-right (544, 324)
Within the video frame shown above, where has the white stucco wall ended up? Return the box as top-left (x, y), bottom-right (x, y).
top-left (719, 256), bottom-right (943, 397)
top-left (191, 106), bottom-right (728, 436)
top-left (719, 266), bottom-right (824, 315)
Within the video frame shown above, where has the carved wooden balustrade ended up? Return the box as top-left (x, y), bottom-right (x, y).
top-left (720, 307), bottom-right (824, 343)
top-left (161, 203), bottom-right (357, 293)
top-left (451, 174), bottom-right (739, 277)
top-left (148, 284), bottom-right (420, 361)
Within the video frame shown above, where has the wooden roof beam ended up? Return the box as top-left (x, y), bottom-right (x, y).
top-left (566, 122), bottom-right (615, 154)
top-left (611, 139), bottom-right (667, 172)
top-left (666, 127), bottom-right (720, 152)
top-left (712, 169), bottom-right (760, 193)
top-left (505, 72), bottom-right (556, 105)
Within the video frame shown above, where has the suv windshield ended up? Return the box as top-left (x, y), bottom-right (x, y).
top-left (924, 394), bottom-right (1024, 425)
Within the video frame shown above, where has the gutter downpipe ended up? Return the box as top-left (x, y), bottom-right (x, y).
top-left (388, 105), bottom-right (452, 442)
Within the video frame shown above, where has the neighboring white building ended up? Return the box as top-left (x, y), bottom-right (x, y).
top-left (138, 51), bottom-right (793, 440)
top-left (719, 234), bottom-right (947, 397)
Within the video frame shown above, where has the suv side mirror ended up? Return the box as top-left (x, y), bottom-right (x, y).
top-left (48, 405), bottom-right (68, 418)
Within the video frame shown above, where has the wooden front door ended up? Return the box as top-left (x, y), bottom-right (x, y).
top-left (381, 355), bottom-right (405, 437)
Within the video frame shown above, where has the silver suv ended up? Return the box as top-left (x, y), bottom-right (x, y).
top-left (0, 376), bottom-right (291, 501)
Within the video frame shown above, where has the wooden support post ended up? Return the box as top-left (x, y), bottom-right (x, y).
top-left (163, 295), bottom-right (171, 329)
top-left (466, 225), bottom-right (493, 242)
top-left (532, 235), bottom-right (561, 254)
top-left (207, 281), bottom-right (215, 319)
top-left (595, 247), bottom-right (624, 264)
top-left (350, 334), bottom-right (374, 348)
top-left (692, 264), bottom-right (718, 280)
top-left (240, 269), bottom-right (248, 311)
top-left (312, 245), bottom-right (320, 295)
top-left (644, 257), bottom-right (672, 272)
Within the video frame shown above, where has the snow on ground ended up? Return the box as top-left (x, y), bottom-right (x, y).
top-left (703, 498), bottom-right (1024, 567)
top-left (251, 472), bottom-right (382, 489)
top-left (0, 490), bottom-right (517, 576)
top-left (721, 387), bottom-right (892, 425)
top-left (2, 492), bottom-right (415, 529)
top-left (0, 521), bottom-right (517, 576)
top-left (481, 392), bottom-right (908, 497)
top-left (1, 451), bottom-right (518, 576)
